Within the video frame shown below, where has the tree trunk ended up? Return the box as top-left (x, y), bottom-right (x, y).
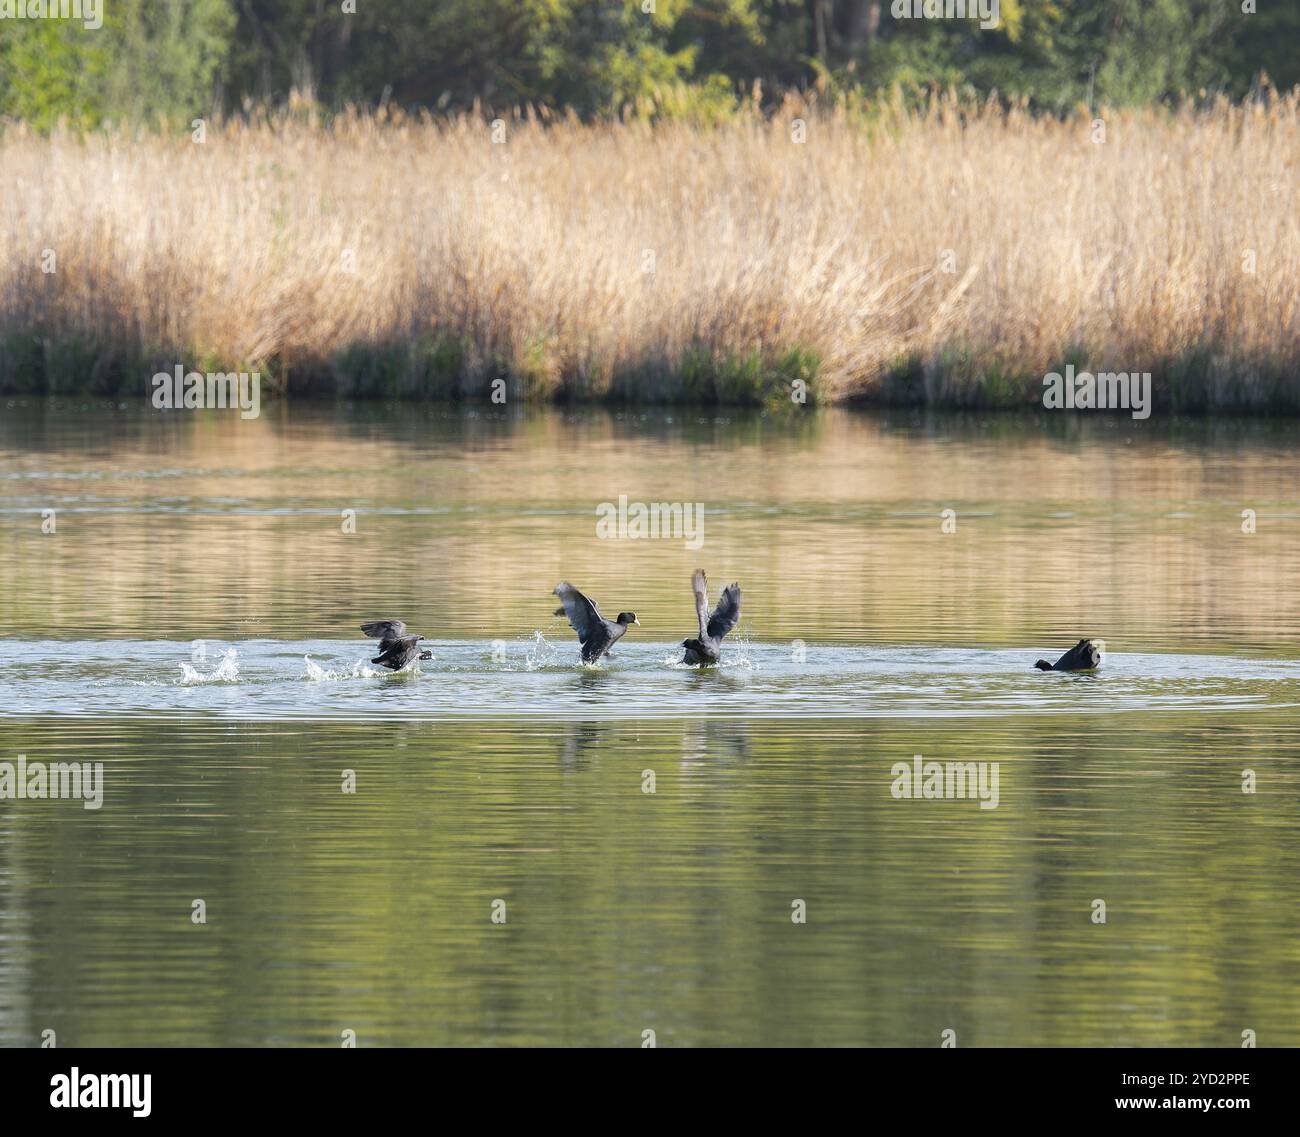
top-left (809, 0), bottom-right (831, 62)
top-left (838, 1), bottom-right (882, 52)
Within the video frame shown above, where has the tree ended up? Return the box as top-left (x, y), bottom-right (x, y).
top-left (0, 0), bottom-right (234, 128)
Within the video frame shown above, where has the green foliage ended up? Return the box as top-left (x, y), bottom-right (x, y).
top-left (678, 345), bottom-right (820, 406)
top-left (0, 329), bottom-right (151, 397)
top-left (0, 0), bottom-right (234, 129)
top-left (0, 18), bottom-right (109, 129)
top-left (331, 336), bottom-right (468, 399)
top-left (100, 0), bottom-right (235, 125)
top-left (1, 0), bottom-right (1293, 129)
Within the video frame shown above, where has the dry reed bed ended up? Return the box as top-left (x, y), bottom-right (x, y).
top-left (1, 97), bottom-right (1297, 407)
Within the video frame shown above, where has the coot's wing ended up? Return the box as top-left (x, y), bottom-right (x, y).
top-left (706, 583), bottom-right (742, 641)
top-left (691, 569), bottom-right (710, 639)
top-left (553, 583), bottom-right (603, 648)
top-left (360, 620), bottom-right (407, 646)
top-left (373, 634), bottom-right (421, 668)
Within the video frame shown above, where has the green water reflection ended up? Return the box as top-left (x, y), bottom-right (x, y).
top-left (1, 716), bottom-right (1296, 1047)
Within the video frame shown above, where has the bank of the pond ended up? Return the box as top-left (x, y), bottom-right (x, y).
top-left (2, 337), bottom-right (1298, 415)
top-left (2, 103), bottom-right (1297, 412)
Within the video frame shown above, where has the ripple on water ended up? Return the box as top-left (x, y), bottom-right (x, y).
top-left (1, 639), bottom-right (1298, 721)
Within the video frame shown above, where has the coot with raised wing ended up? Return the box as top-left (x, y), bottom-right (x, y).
top-left (553, 583), bottom-right (638, 664)
top-left (681, 569), bottom-right (742, 665)
top-left (359, 620), bottom-right (433, 670)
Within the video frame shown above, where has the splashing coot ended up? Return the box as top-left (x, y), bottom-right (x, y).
top-left (681, 569), bottom-right (742, 665)
top-left (359, 620), bottom-right (433, 670)
top-left (553, 582), bottom-right (638, 663)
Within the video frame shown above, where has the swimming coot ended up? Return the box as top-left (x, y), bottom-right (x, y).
top-left (1034, 639), bottom-right (1104, 671)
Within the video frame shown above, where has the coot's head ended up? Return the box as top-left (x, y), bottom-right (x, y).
top-left (616, 612), bottom-right (640, 626)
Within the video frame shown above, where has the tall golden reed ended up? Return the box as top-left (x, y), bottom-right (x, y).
top-left (1, 93), bottom-right (1296, 407)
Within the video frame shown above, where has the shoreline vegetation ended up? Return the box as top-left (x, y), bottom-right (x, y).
top-left (1, 94), bottom-right (1297, 413)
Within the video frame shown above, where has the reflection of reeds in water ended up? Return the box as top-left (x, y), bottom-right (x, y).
top-left (1, 97), bottom-right (1297, 407)
top-left (2, 407), bottom-right (1300, 652)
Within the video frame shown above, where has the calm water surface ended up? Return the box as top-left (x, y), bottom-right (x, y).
top-left (1, 400), bottom-right (1298, 1046)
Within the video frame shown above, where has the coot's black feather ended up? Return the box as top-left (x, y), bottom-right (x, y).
top-left (553, 582), bottom-right (638, 663)
top-left (358, 620), bottom-right (432, 670)
top-left (681, 569), bottom-right (742, 665)
top-left (1034, 639), bottom-right (1104, 671)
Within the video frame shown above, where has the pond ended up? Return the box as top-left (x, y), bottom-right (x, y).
top-left (1, 399), bottom-right (1297, 1045)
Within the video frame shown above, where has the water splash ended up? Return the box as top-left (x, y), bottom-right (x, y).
top-left (660, 635), bottom-right (755, 671)
top-left (304, 654), bottom-right (401, 680)
top-left (303, 655), bottom-right (336, 681)
top-left (353, 656), bottom-right (395, 678)
top-left (720, 634), bottom-right (756, 671)
top-left (179, 647), bottom-right (239, 684)
top-left (525, 631), bottom-right (560, 671)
